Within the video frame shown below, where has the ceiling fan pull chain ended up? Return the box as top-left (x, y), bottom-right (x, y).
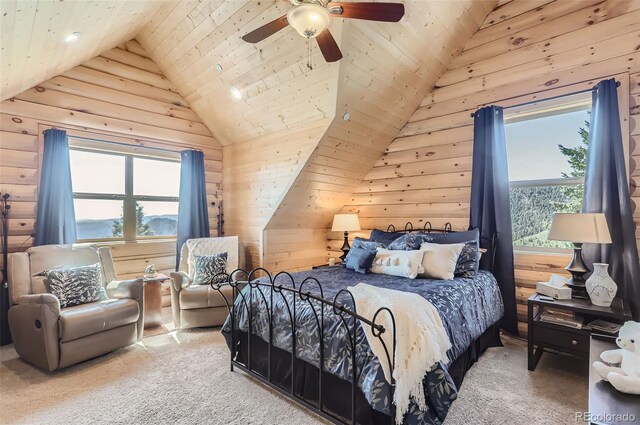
top-left (307, 38), bottom-right (313, 71)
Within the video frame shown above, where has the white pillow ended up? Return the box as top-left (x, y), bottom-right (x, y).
top-left (419, 242), bottom-right (465, 280)
top-left (370, 248), bottom-right (425, 279)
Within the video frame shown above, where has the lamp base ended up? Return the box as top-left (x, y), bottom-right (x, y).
top-left (565, 278), bottom-right (589, 299)
top-left (565, 242), bottom-right (590, 299)
top-left (339, 231), bottom-right (350, 262)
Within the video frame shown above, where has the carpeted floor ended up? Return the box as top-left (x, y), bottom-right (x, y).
top-left (0, 330), bottom-right (587, 425)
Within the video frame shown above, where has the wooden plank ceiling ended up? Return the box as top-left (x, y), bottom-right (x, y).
top-left (0, 0), bottom-right (165, 101)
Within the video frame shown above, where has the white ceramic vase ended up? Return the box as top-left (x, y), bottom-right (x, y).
top-left (585, 263), bottom-right (617, 307)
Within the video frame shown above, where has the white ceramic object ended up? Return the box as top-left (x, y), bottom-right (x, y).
top-left (586, 263), bottom-right (617, 307)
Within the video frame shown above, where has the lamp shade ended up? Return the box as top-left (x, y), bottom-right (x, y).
top-left (548, 213), bottom-right (612, 243)
top-left (332, 214), bottom-right (361, 232)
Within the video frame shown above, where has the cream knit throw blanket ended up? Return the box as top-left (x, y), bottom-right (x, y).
top-left (348, 283), bottom-right (452, 424)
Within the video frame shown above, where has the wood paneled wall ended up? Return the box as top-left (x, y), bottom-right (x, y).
top-left (223, 119), bottom-right (332, 270)
top-left (262, 2), bottom-right (495, 272)
top-left (328, 0), bottom-right (640, 336)
top-left (0, 40), bottom-right (221, 303)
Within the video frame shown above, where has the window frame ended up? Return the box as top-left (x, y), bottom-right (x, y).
top-left (505, 97), bottom-right (592, 254)
top-left (69, 140), bottom-right (180, 243)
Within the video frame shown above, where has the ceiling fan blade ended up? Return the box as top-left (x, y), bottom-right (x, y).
top-left (328, 2), bottom-right (405, 22)
top-left (242, 15), bottom-right (289, 43)
top-left (316, 29), bottom-right (343, 62)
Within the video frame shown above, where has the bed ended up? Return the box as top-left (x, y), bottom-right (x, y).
top-left (218, 225), bottom-right (504, 424)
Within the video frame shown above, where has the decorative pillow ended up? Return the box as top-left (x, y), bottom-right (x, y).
top-left (456, 241), bottom-right (481, 277)
top-left (43, 263), bottom-right (107, 308)
top-left (192, 253), bottom-right (228, 285)
top-left (419, 228), bottom-right (480, 245)
top-left (344, 246), bottom-right (377, 274)
top-left (370, 248), bottom-right (425, 279)
top-left (419, 242), bottom-right (465, 280)
top-left (386, 233), bottom-right (430, 250)
top-left (352, 237), bottom-right (385, 251)
top-left (369, 229), bottom-right (405, 247)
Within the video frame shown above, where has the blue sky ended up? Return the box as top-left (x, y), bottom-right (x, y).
top-left (505, 109), bottom-right (590, 181)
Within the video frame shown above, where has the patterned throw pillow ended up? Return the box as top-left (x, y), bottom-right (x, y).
top-left (386, 233), bottom-right (430, 250)
top-left (368, 229), bottom-right (405, 247)
top-left (352, 237), bottom-right (385, 251)
top-left (456, 240), bottom-right (481, 277)
top-left (192, 253), bottom-right (228, 285)
top-left (44, 263), bottom-right (107, 308)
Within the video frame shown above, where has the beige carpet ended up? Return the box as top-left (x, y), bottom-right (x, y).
top-left (0, 331), bottom-right (587, 425)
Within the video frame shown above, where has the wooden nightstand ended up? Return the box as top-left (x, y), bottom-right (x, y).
top-left (527, 293), bottom-right (632, 371)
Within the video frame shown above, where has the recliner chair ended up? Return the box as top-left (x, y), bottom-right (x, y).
top-left (171, 236), bottom-right (245, 329)
top-left (7, 243), bottom-right (144, 371)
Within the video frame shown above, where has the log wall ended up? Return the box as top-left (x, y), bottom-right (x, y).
top-left (328, 0), bottom-right (640, 335)
top-left (0, 40), bottom-right (222, 305)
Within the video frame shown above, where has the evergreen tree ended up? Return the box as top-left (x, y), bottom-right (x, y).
top-left (111, 202), bottom-right (154, 237)
top-left (555, 115), bottom-right (590, 213)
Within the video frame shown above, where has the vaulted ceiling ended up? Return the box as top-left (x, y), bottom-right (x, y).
top-left (0, 0), bottom-right (166, 101)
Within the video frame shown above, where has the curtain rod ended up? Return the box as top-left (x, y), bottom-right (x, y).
top-left (42, 129), bottom-right (202, 155)
top-left (469, 80), bottom-right (621, 118)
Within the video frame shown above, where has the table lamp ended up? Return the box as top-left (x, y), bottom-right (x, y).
top-left (332, 214), bottom-right (361, 262)
top-left (547, 213), bottom-right (612, 299)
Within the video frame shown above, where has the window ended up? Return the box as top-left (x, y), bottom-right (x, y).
top-left (69, 139), bottom-right (180, 241)
top-left (505, 93), bottom-right (591, 250)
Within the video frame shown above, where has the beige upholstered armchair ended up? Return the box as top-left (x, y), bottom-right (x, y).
top-left (171, 236), bottom-right (245, 329)
top-left (7, 244), bottom-right (144, 371)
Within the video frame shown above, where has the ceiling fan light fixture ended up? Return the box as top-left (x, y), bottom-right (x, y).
top-left (287, 3), bottom-right (330, 38)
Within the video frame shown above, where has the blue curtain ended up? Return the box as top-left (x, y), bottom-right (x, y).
top-left (176, 150), bottom-right (210, 269)
top-left (583, 78), bottom-right (640, 319)
top-left (470, 106), bottom-right (518, 335)
top-left (34, 129), bottom-right (77, 246)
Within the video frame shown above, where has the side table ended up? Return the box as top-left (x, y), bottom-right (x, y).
top-left (142, 274), bottom-right (169, 329)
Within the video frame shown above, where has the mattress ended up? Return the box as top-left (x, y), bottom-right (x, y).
top-left (221, 266), bottom-right (504, 424)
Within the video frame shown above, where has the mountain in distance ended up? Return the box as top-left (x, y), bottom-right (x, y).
top-left (77, 214), bottom-right (178, 239)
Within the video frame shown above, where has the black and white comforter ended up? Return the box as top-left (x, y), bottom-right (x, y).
top-left (221, 267), bottom-right (503, 424)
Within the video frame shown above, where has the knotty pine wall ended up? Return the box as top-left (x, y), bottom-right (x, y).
top-left (0, 40), bottom-right (222, 304)
top-left (328, 0), bottom-right (640, 336)
top-left (223, 119), bottom-right (332, 270)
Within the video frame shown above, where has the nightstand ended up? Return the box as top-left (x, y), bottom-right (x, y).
top-left (527, 293), bottom-right (632, 371)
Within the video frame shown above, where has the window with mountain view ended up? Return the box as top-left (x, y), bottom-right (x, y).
top-left (70, 142), bottom-right (180, 241)
top-left (505, 94), bottom-right (591, 250)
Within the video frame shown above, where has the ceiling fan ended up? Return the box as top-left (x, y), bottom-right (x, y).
top-left (242, 0), bottom-right (405, 63)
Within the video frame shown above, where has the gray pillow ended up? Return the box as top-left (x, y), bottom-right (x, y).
top-left (369, 229), bottom-right (405, 247)
top-left (44, 263), bottom-right (107, 308)
top-left (344, 246), bottom-right (377, 274)
top-left (192, 253), bottom-right (228, 285)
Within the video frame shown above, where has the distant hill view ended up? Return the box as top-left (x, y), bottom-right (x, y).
top-left (77, 214), bottom-right (177, 239)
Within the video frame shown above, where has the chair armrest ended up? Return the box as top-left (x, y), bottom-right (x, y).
top-left (106, 278), bottom-right (144, 300)
top-left (9, 294), bottom-right (61, 371)
top-left (170, 271), bottom-right (191, 291)
top-left (106, 278), bottom-right (144, 342)
top-left (169, 272), bottom-right (190, 330)
top-left (14, 294), bottom-right (61, 315)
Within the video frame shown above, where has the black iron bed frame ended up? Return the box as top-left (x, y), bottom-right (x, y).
top-left (210, 221), bottom-right (496, 425)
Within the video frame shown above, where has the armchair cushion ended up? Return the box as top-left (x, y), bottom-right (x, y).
top-left (42, 263), bottom-right (107, 308)
top-left (192, 253), bottom-right (228, 285)
top-left (179, 285), bottom-right (235, 310)
top-left (59, 299), bottom-right (139, 343)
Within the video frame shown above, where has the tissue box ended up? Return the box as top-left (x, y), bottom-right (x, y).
top-left (536, 281), bottom-right (572, 300)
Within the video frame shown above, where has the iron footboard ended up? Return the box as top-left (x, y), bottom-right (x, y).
top-left (211, 268), bottom-right (397, 425)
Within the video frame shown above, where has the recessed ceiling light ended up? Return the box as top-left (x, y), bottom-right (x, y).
top-left (214, 63), bottom-right (223, 72)
top-left (230, 86), bottom-right (242, 101)
top-left (342, 111), bottom-right (351, 121)
top-left (64, 32), bottom-right (81, 43)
